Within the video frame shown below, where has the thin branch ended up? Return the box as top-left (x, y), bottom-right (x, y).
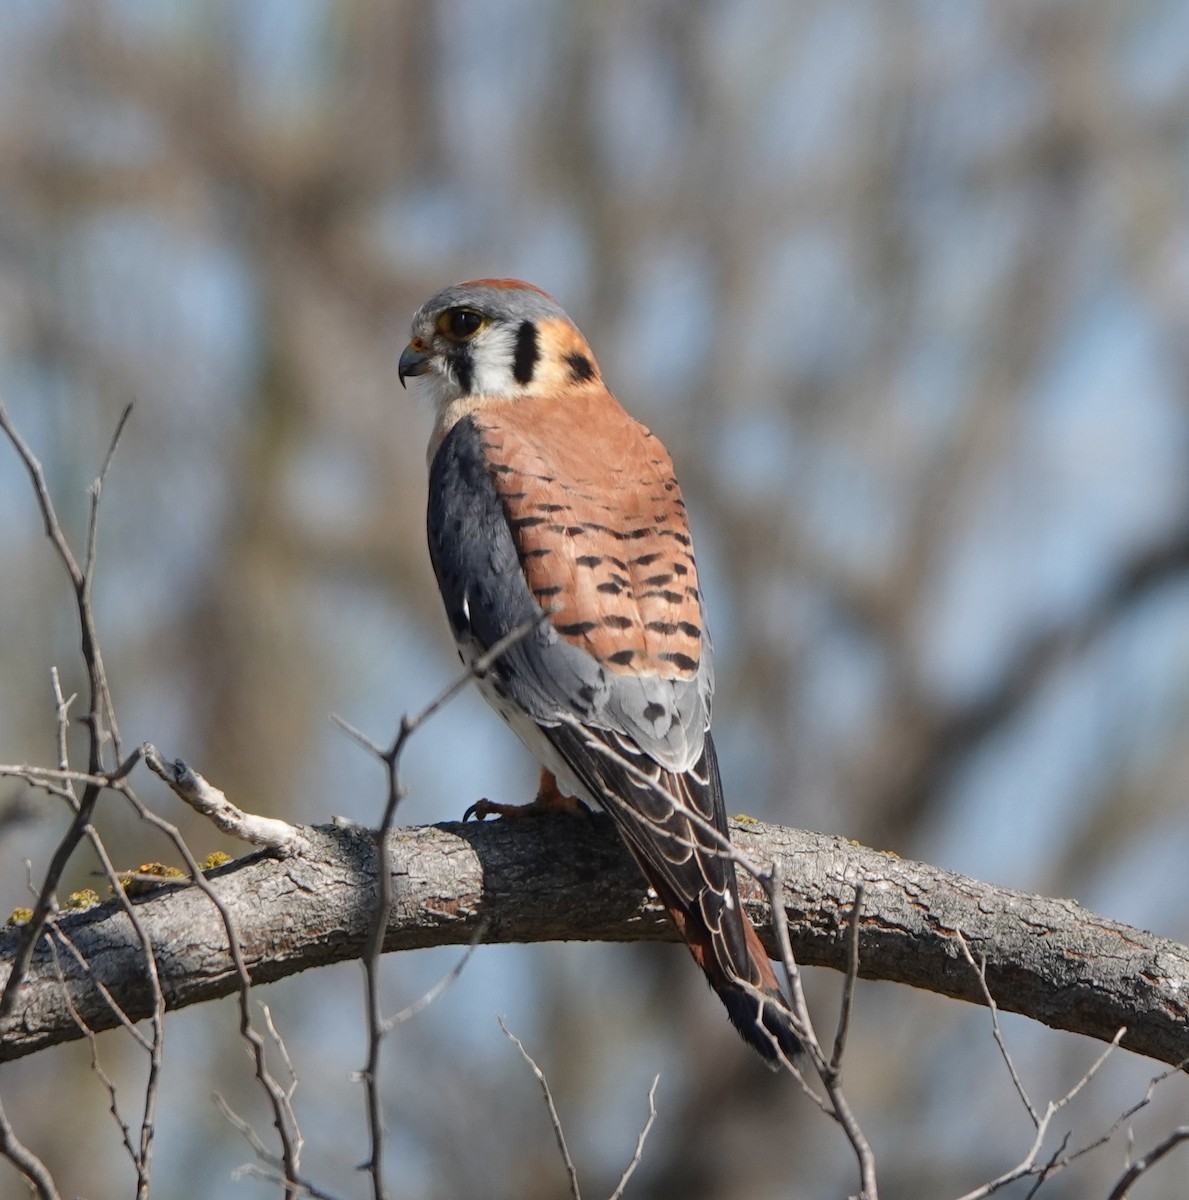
top-left (0, 393), bottom-right (83, 587)
top-left (45, 927), bottom-right (145, 1186)
top-left (947, 938), bottom-right (1130, 1200)
top-left (384, 924), bottom-right (487, 1030)
top-left (0, 1100), bottom-right (61, 1200)
top-left (234, 1164), bottom-right (348, 1200)
top-left (112, 780), bottom-right (306, 1199)
top-left (83, 402), bottom-right (132, 576)
top-left (2, 395), bottom-right (306, 1196)
top-left (259, 1003), bottom-right (300, 1111)
top-left (606, 1075), bottom-right (660, 1200)
top-left (0, 401), bottom-right (133, 1020)
top-left (956, 931), bottom-right (1039, 1125)
top-left (81, 401), bottom-right (133, 760)
top-left (43, 672), bottom-right (167, 1199)
top-left (142, 744), bottom-right (304, 854)
top-left (1106, 1126), bottom-right (1189, 1200)
top-left (216, 1091), bottom-right (277, 1168)
top-left (46, 917), bottom-right (153, 1051)
top-left (215, 999), bottom-right (305, 1185)
top-left (830, 881), bottom-right (865, 1074)
top-left (50, 669), bottom-right (77, 801)
top-left (334, 615), bottom-right (545, 1200)
top-left (764, 864), bottom-right (878, 1197)
top-left (499, 1018), bottom-right (582, 1200)
top-left (8, 655), bottom-right (167, 1200)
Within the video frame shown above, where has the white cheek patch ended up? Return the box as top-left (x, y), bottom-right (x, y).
top-left (469, 327), bottom-right (520, 398)
top-left (422, 366), bottom-right (463, 410)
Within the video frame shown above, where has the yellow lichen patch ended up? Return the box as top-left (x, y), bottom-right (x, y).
top-left (731, 813), bottom-right (759, 825)
top-left (65, 889), bottom-right (101, 910)
top-left (200, 851), bottom-right (231, 872)
top-left (115, 862), bottom-right (187, 897)
top-left (7, 907), bottom-right (33, 927)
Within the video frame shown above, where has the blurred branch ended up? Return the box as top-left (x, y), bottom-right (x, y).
top-left (499, 1019), bottom-right (582, 1200)
top-left (1105, 1126), bottom-right (1189, 1200)
top-left (860, 521), bottom-right (1189, 835)
top-left (2, 815), bottom-right (1186, 1068)
top-left (950, 931), bottom-right (1128, 1199)
top-left (0, 396), bottom-right (131, 1021)
top-left (766, 870), bottom-right (877, 1196)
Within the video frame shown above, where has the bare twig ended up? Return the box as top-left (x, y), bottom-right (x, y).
top-left (234, 1164), bottom-right (348, 1200)
top-left (214, 999), bottom-right (305, 1186)
top-left (81, 401), bottom-right (133, 759)
top-left (142, 744), bottom-right (304, 854)
top-left (384, 923), bottom-right (487, 1030)
top-left (830, 881), bottom-right (865, 1073)
top-left (499, 1018), bottom-right (582, 1200)
top-left (51, 668), bottom-right (78, 803)
top-left (45, 927), bottom-right (145, 1183)
top-left (46, 918), bottom-right (153, 1050)
top-left (259, 1003), bottom-right (300, 1111)
top-left (334, 615), bottom-right (544, 1200)
top-left (606, 1074), bottom-right (660, 1200)
top-left (948, 1037), bottom-right (1125, 1199)
top-left (0, 394), bottom-right (86, 587)
top-left (0, 1101), bottom-right (61, 1200)
top-left (1106, 1126), bottom-right (1189, 1200)
top-left (215, 1091), bottom-right (277, 1169)
top-left (765, 865), bottom-right (879, 1198)
top-left (0, 401), bottom-right (167, 1200)
top-left (497, 1019), bottom-right (659, 1200)
top-left (50, 818), bottom-right (170, 1196)
top-left (112, 781), bottom-right (306, 1198)
top-left (0, 399), bottom-right (132, 1021)
top-left (956, 931), bottom-right (1039, 1125)
top-left (948, 938), bottom-right (1131, 1200)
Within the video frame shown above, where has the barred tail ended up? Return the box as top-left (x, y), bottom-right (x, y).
top-left (713, 916), bottom-right (801, 1067)
top-left (649, 868), bottom-right (802, 1068)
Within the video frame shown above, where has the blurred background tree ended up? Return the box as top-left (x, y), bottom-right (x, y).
top-left (2, 2), bottom-right (1188, 1197)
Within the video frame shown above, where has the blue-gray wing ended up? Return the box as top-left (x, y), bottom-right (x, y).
top-left (427, 413), bottom-right (712, 771)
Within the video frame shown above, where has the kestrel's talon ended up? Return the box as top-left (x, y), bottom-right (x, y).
top-left (407, 278), bottom-right (800, 1066)
top-left (464, 800), bottom-right (533, 820)
top-left (462, 774), bottom-right (591, 822)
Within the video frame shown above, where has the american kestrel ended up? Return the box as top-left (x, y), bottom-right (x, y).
top-left (399, 279), bottom-right (800, 1065)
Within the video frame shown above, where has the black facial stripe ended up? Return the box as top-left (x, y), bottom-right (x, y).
top-left (449, 347), bottom-right (474, 396)
top-left (566, 352), bottom-right (595, 382)
top-left (513, 320), bottom-right (540, 385)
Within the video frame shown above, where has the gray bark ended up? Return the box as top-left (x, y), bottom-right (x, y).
top-left (1, 816), bottom-right (1186, 1066)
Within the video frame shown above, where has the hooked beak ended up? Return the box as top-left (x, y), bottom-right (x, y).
top-left (398, 339), bottom-right (430, 388)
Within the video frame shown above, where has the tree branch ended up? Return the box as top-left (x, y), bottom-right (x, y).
top-left (1, 815), bottom-right (1186, 1068)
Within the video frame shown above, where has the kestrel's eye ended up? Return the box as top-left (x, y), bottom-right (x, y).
top-left (437, 307), bottom-right (485, 340)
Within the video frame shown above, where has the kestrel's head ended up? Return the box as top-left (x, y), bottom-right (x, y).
top-left (398, 279), bottom-right (602, 411)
